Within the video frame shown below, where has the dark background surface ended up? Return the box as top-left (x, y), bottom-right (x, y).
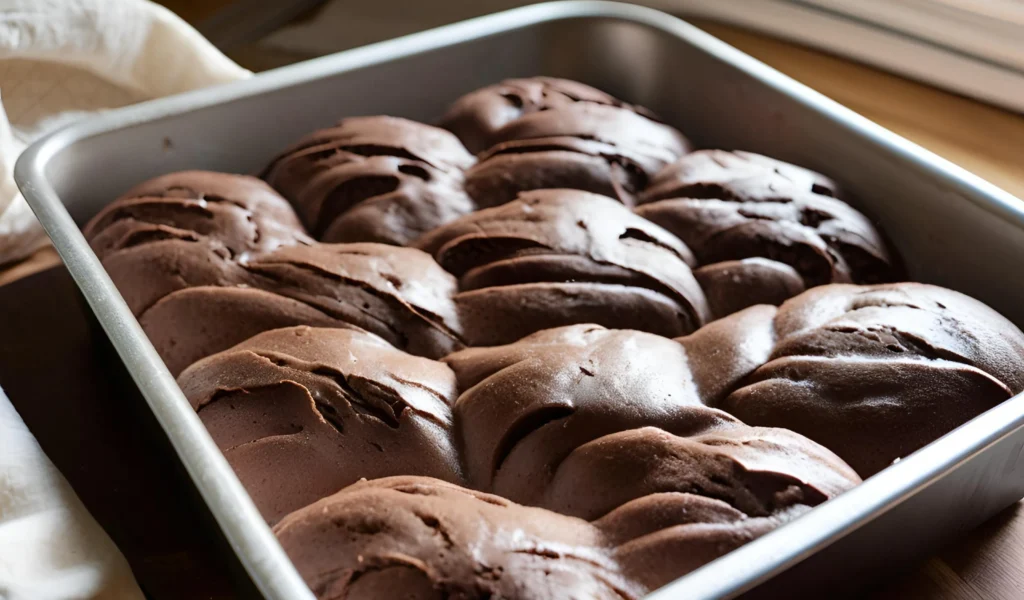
top-left (0, 266), bottom-right (254, 599)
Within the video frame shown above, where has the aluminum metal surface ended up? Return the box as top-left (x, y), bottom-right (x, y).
top-left (15, 2), bottom-right (1024, 598)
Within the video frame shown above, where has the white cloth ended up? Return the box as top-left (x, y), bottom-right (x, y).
top-left (0, 0), bottom-right (250, 264)
top-left (0, 389), bottom-right (140, 600)
top-left (0, 1), bottom-right (250, 598)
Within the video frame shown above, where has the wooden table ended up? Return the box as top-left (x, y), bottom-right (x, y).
top-left (2, 3), bottom-right (1023, 598)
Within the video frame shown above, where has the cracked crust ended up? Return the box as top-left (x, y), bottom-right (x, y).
top-left (87, 170), bottom-right (311, 259)
top-left (274, 476), bottom-right (845, 599)
top-left (443, 321), bottom-right (858, 517)
top-left (598, 492), bottom-right (809, 593)
top-left (263, 116), bottom-right (476, 245)
top-left (719, 283), bottom-right (1024, 476)
top-left (95, 202), bottom-right (465, 372)
top-left (178, 327), bottom-right (463, 524)
top-left (417, 189), bottom-right (709, 344)
top-left (540, 426), bottom-right (858, 520)
top-left (87, 171), bottom-right (465, 375)
top-left (635, 150), bottom-right (900, 316)
top-left (83, 171), bottom-right (312, 316)
top-left (242, 243), bottom-right (464, 358)
top-left (639, 150), bottom-right (842, 205)
top-left (439, 76), bottom-right (662, 154)
top-left (275, 477), bottom-right (641, 600)
top-left (444, 325), bottom-right (722, 493)
top-left (460, 99), bottom-right (690, 208)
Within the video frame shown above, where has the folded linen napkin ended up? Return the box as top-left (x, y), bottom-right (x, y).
top-left (0, 388), bottom-right (141, 599)
top-left (0, 0), bottom-right (250, 265)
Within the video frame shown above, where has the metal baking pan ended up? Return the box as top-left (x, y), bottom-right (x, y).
top-left (15, 2), bottom-right (1024, 598)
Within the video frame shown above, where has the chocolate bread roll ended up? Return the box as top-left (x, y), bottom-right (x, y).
top-left (91, 169), bottom-right (311, 257)
top-left (640, 149), bottom-right (842, 204)
top-left (444, 320), bottom-right (859, 518)
top-left (263, 116), bottom-right (475, 245)
top-left (635, 150), bottom-right (898, 317)
top-left (463, 102), bottom-right (690, 208)
top-left (444, 324), bottom-right (725, 495)
top-left (439, 76), bottom-right (659, 154)
top-left (597, 492), bottom-right (807, 593)
top-left (417, 189), bottom-right (709, 345)
top-left (139, 286), bottom-right (342, 376)
top-left (140, 242), bottom-right (464, 373)
top-left (83, 170), bottom-right (311, 315)
top-left (692, 258), bottom-right (806, 319)
top-left (720, 283), bottom-right (1024, 476)
top-left (179, 327), bottom-right (463, 523)
top-left (274, 476), bottom-right (640, 600)
top-left (240, 243), bottom-right (464, 358)
top-left (541, 425), bottom-right (858, 521)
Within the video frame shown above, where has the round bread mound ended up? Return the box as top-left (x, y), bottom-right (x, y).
top-left (272, 476), bottom-right (817, 600)
top-left (636, 150), bottom-right (900, 317)
top-left (139, 242), bottom-right (464, 373)
top-left (596, 493), bottom-right (805, 594)
top-left (83, 170), bottom-right (311, 315)
top-left (443, 322), bottom-right (859, 519)
top-left (438, 76), bottom-right (661, 154)
top-left (640, 149), bottom-right (842, 204)
top-left (263, 116), bottom-right (475, 245)
top-left (692, 257), bottom-right (806, 319)
top-left (461, 98), bottom-right (690, 208)
top-left (273, 476), bottom-right (640, 600)
top-left (238, 243), bottom-right (464, 358)
top-left (443, 324), bottom-right (727, 494)
top-left (544, 425), bottom-right (858, 521)
top-left (416, 189), bottom-right (709, 345)
top-left (179, 327), bottom-right (463, 524)
top-left (719, 283), bottom-right (1024, 476)
top-left (88, 169), bottom-right (311, 259)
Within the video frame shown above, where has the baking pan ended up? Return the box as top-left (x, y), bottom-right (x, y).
top-left (15, 2), bottom-right (1024, 598)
